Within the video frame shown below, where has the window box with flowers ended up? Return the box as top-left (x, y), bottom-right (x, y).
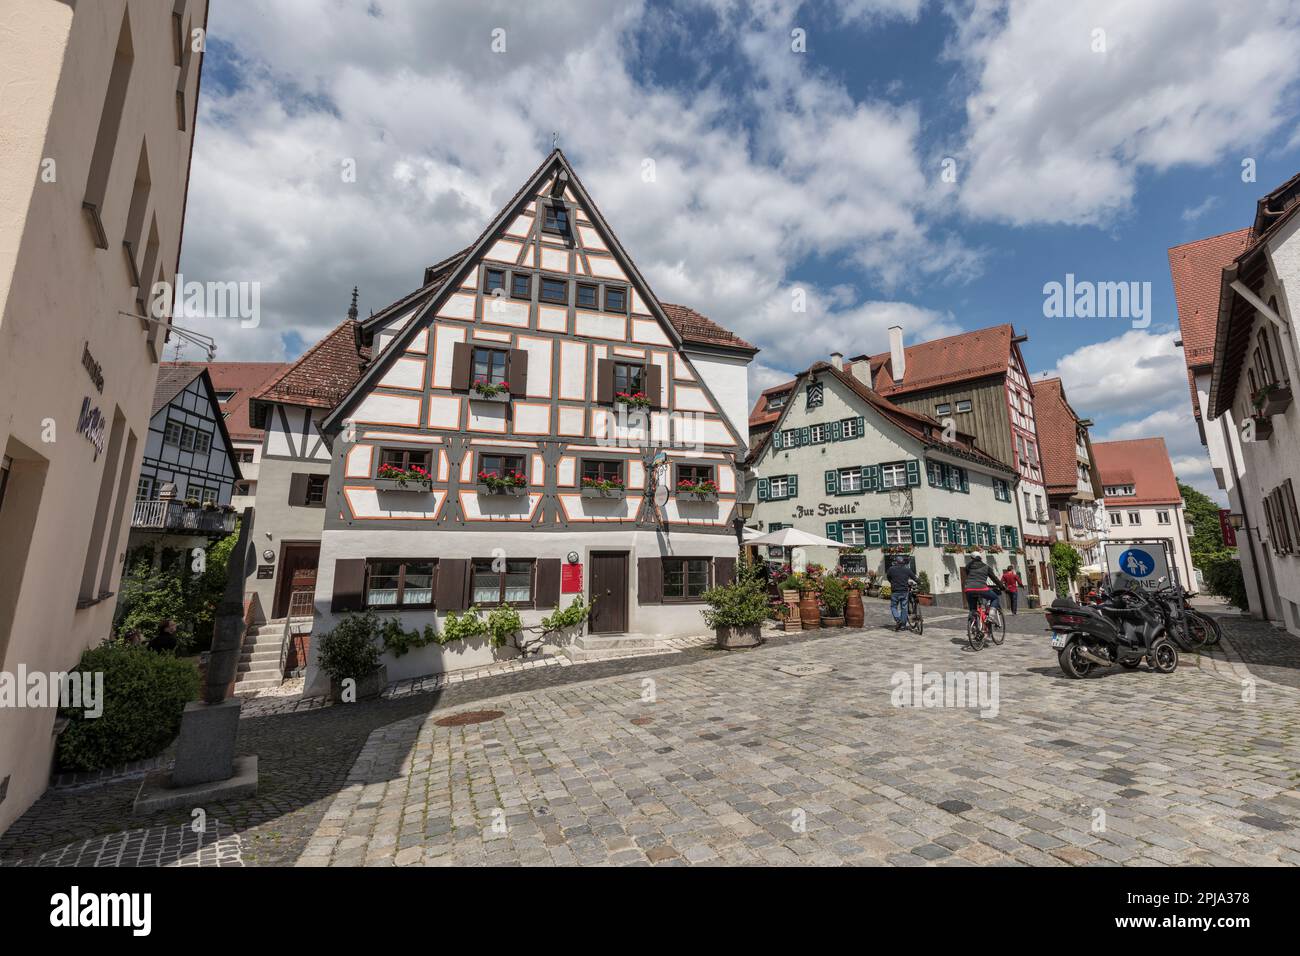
top-left (943, 544), bottom-right (966, 555)
top-left (883, 544), bottom-right (912, 555)
top-left (375, 462), bottom-right (433, 491)
top-left (581, 475), bottom-right (626, 498)
top-left (677, 478), bottom-right (719, 500)
top-left (471, 378), bottom-right (511, 402)
top-left (1254, 382), bottom-right (1292, 417)
top-left (615, 390), bottom-right (652, 410)
top-left (1248, 414), bottom-right (1275, 441)
top-left (477, 469), bottom-right (527, 496)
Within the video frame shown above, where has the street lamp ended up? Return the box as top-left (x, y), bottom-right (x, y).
top-left (1227, 513), bottom-right (1245, 530)
top-left (732, 501), bottom-right (755, 546)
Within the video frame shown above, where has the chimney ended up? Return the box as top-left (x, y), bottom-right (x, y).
top-left (830, 351), bottom-right (843, 371)
top-left (888, 326), bottom-right (906, 384)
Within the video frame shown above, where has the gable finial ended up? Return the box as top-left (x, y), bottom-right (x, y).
top-left (348, 286), bottom-right (359, 322)
top-left (552, 130), bottom-right (558, 150)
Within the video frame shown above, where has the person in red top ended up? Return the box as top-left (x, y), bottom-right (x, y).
top-left (1000, 566), bottom-right (1024, 615)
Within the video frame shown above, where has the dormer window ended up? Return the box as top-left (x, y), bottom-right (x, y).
top-left (767, 392), bottom-right (787, 410)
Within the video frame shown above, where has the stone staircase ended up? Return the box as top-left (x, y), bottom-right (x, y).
top-left (562, 633), bottom-right (679, 663)
top-left (233, 619), bottom-right (300, 695)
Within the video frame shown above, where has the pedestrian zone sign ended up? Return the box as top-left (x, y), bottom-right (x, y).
top-left (1104, 543), bottom-right (1169, 591)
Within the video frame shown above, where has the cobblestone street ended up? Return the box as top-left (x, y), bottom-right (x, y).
top-left (4, 603), bottom-right (1299, 866)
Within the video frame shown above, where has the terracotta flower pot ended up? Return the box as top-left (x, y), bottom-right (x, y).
top-left (918, 593), bottom-right (934, 606)
top-left (799, 590), bottom-right (821, 629)
top-left (845, 589), bottom-right (864, 627)
top-left (822, 616), bottom-right (845, 628)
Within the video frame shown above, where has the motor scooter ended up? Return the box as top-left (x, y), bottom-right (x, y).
top-left (1045, 588), bottom-right (1179, 678)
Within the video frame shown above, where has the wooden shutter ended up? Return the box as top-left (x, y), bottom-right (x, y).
top-left (906, 459), bottom-right (920, 487)
top-left (450, 342), bottom-right (471, 392)
top-left (535, 558), bottom-right (561, 608)
top-left (825, 469), bottom-right (839, 495)
top-left (435, 558), bottom-right (469, 610)
top-left (596, 359), bottom-right (614, 404)
top-left (931, 516), bottom-right (944, 546)
top-left (800, 426), bottom-right (810, 445)
top-left (757, 477), bottom-right (769, 501)
top-left (787, 474), bottom-right (798, 497)
top-left (637, 557), bottom-right (663, 604)
top-left (960, 469), bottom-right (970, 494)
top-left (645, 362), bottom-right (663, 408)
top-left (714, 556), bottom-right (736, 587)
top-left (825, 521), bottom-right (841, 542)
top-left (331, 559), bottom-right (367, 612)
top-left (866, 519), bottom-right (883, 547)
top-left (863, 464), bottom-right (879, 492)
top-left (507, 348), bottom-right (529, 397)
top-left (831, 420), bottom-right (842, 441)
top-left (912, 517), bottom-right (928, 546)
top-left (856, 417), bottom-right (865, 437)
top-left (288, 472), bottom-right (308, 506)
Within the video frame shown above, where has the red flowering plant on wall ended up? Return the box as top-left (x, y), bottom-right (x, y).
top-left (676, 477), bottom-right (719, 497)
top-left (377, 463), bottom-right (432, 488)
top-left (615, 390), bottom-right (652, 409)
top-left (477, 469), bottom-right (527, 493)
top-left (581, 474), bottom-right (624, 493)
top-left (473, 378), bottom-right (510, 398)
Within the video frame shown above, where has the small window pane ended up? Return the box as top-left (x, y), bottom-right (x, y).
top-left (504, 560), bottom-right (532, 603)
top-left (577, 283), bottom-right (598, 309)
top-left (485, 269), bottom-right (505, 293)
top-left (472, 561), bottom-right (500, 604)
top-left (403, 561), bottom-right (434, 604)
top-left (472, 348), bottom-right (508, 386)
top-left (541, 278), bottom-right (567, 303)
top-left (605, 287), bottom-right (627, 312)
top-left (511, 273), bottom-right (530, 298)
top-left (367, 561), bottom-right (402, 607)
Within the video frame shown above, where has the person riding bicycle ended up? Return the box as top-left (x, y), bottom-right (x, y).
top-left (886, 555), bottom-right (919, 631)
top-left (962, 552), bottom-right (1003, 620)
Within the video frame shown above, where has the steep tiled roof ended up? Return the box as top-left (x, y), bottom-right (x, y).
top-left (865, 324), bottom-right (1014, 396)
top-left (152, 365), bottom-right (204, 418)
top-left (164, 361), bottom-right (287, 441)
top-left (749, 380), bottom-right (794, 428)
top-left (659, 302), bottom-right (756, 353)
top-left (1167, 228), bottom-right (1252, 372)
top-left (1030, 377), bottom-right (1083, 497)
top-left (1092, 438), bottom-right (1183, 507)
top-left (253, 319), bottom-right (370, 410)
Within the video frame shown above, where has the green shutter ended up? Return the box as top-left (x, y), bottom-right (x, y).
top-left (866, 518), bottom-right (883, 547)
top-left (875, 463), bottom-right (889, 493)
top-left (856, 417), bottom-right (865, 437)
top-left (800, 426), bottom-right (810, 446)
top-left (757, 477), bottom-right (769, 501)
top-left (1010, 526), bottom-right (1020, 549)
top-left (825, 521), bottom-right (841, 542)
top-left (911, 517), bottom-right (928, 546)
top-left (825, 469), bottom-right (839, 495)
top-left (960, 469), bottom-right (970, 494)
top-left (931, 516), bottom-right (943, 546)
top-left (787, 474), bottom-right (798, 498)
top-left (906, 458), bottom-right (920, 487)
top-left (927, 462), bottom-right (938, 487)
top-left (863, 464), bottom-right (879, 491)
top-left (831, 420), bottom-right (842, 441)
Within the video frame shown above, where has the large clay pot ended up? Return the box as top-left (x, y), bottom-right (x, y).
top-left (845, 588), bottom-right (864, 627)
top-left (799, 589), bottom-right (821, 629)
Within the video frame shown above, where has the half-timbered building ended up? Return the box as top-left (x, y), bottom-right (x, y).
top-left (301, 150), bottom-right (756, 693)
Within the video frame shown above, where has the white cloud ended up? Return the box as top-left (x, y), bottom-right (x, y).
top-left (1181, 195), bottom-right (1219, 223)
top-left (949, 0), bottom-right (1300, 226)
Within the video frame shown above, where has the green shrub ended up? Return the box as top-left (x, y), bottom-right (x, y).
top-left (486, 605), bottom-right (524, 648)
top-left (820, 576), bottom-right (847, 614)
top-left (317, 612), bottom-right (382, 684)
top-left (700, 557), bottom-right (769, 630)
top-left (917, 571), bottom-right (931, 594)
top-left (379, 616), bottom-right (438, 656)
top-left (1200, 551), bottom-right (1248, 610)
top-left (541, 595), bottom-right (592, 634)
top-left (56, 642), bottom-right (199, 772)
top-left (442, 607), bottom-right (487, 644)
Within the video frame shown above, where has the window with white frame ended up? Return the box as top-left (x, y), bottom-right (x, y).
top-left (935, 403), bottom-right (951, 416)
top-left (769, 476), bottom-right (789, 498)
top-left (840, 520), bottom-right (866, 546)
top-left (884, 518), bottom-right (912, 545)
top-left (881, 462), bottom-right (907, 489)
top-left (1109, 512), bottom-right (1122, 526)
top-left (1127, 511), bottom-right (1140, 525)
top-left (1156, 511), bottom-right (1171, 525)
top-left (840, 418), bottom-right (861, 438)
top-left (838, 467), bottom-right (862, 493)
top-left (934, 519), bottom-right (950, 545)
top-left (136, 475), bottom-right (153, 500)
top-left (955, 399), bottom-right (972, 413)
top-left (809, 423), bottom-right (827, 443)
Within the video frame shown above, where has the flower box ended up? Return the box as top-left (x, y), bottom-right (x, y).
top-left (581, 485), bottom-right (625, 499)
top-left (1249, 416), bottom-right (1274, 441)
top-left (477, 483), bottom-right (526, 497)
top-left (374, 478), bottom-right (432, 492)
top-left (677, 480), bottom-right (719, 500)
top-left (469, 389), bottom-right (511, 404)
top-left (614, 391), bottom-right (653, 410)
top-left (1256, 384), bottom-right (1293, 417)
top-left (471, 380), bottom-right (511, 402)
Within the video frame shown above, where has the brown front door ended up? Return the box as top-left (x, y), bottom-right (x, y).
top-left (1027, 562), bottom-right (1040, 596)
top-left (589, 551), bottom-right (628, 634)
top-left (274, 543), bottom-right (319, 618)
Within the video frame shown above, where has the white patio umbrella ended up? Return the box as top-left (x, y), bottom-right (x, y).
top-left (745, 527), bottom-right (850, 549)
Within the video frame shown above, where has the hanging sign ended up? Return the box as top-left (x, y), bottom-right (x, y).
top-left (561, 563), bottom-right (583, 594)
top-left (1218, 509), bottom-right (1237, 548)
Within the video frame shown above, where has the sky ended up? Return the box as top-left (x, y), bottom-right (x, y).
top-left (176, 0), bottom-right (1300, 506)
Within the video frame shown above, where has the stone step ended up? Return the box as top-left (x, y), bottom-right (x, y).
top-left (564, 633), bottom-right (676, 663)
top-left (240, 649), bottom-right (282, 665)
top-left (233, 677), bottom-right (283, 694)
top-left (236, 662), bottom-right (281, 679)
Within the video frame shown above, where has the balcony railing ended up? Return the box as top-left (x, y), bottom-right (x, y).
top-left (132, 499), bottom-right (237, 533)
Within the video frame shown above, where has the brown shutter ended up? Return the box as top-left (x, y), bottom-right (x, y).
top-left (535, 558), bottom-right (561, 608)
top-left (450, 342), bottom-right (471, 392)
top-left (331, 559), bottom-right (367, 612)
top-left (645, 362), bottom-right (663, 408)
top-left (637, 557), bottom-right (662, 604)
top-left (436, 558), bottom-right (469, 610)
top-left (507, 348), bottom-right (528, 397)
top-left (288, 472), bottom-right (307, 506)
top-left (596, 358), bottom-right (614, 404)
top-left (715, 556), bottom-right (736, 587)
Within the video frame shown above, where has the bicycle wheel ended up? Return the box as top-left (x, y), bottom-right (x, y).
top-left (1193, 611), bottom-right (1223, 646)
top-left (967, 615), bottom-right (985, 651)
top-left (912, 608), bottom-right (924, 636)
top-left (988, 611), bottom-right (1004, 645)
top-left (1183, 614), bottom-right (1210, 647)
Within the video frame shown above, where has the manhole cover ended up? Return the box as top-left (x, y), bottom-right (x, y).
top-left (435, 709), bottom-right (504, 727)
top-left (631, 717), bottom-right (653, 726)
top-left (776, 663), bottom-right (834, 677)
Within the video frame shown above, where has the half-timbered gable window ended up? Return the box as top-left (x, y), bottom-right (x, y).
top-left (484, 268), bottom-right (506, 294)
top-left (511, 272), bottom-right (531, 299)
top-left (305, 474), bottom-right (327, 505)
top-left (576, 282), bottom-right (598, 309)
top-left (540, 276), bottom-right (568, 304)
top-left (676, 463), bottom-right (715, 491)
top-left (613, 362), bottom-right (645, 395)
top-left (542, 202), bottom-right (569, 235)
top-left (136, 475), bottom-right (153, 500)
top-left (604, 286), bottom-right (627, 313)
top-left (379, 448), bottom-right (432, 472)
top-left (582, 458), bottom-right (623, 484)
top-left (480, 452), bottom-right (526, 477)
top-left (365, 559), bottom-right (436, 608)
top-left (472, 558), bottom-right (534, 606)
top-left (663, 558), bottom-right (710, 602)
top-left (163, 421), bottom-right (183, 446)
top-left (472, 346), bottom-right (509, 386)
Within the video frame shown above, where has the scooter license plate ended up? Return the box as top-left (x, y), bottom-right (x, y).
top-left (1050, 634), bottom-right (1068, 649)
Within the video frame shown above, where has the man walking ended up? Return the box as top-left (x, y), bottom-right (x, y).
top-left (1000, 565), bottom-right (1023, 615)
top-left (886, 555), bottom-right (918, 631)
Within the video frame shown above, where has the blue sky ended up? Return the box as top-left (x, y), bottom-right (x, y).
top-left (177, 1), bottom-right (1300, 503)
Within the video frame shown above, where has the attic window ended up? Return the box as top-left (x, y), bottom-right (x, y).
top-left (484, 268), bottom-right (506, 294)
top-left (577, 283), bottom-right (598, 309)
top-left (767, 393), bottom-right (788, 410)
top-left (215, 390), bottom-right (235, 403)
top-left (955, 400), bottom-right (972, 413)
top-left (542, 203), bottom-right (569, 235)
top-left (604, 286), bottom-right (627, 313)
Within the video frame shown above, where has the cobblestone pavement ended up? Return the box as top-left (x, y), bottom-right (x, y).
top-left (302, 609), bottom-right (1300, 867)
top-left (1196, 607), bottom-right (1300, 692)
top-left (5, 602), bottom-right (1299, 866)
top-left (1, 822), bottom-right (243, 867)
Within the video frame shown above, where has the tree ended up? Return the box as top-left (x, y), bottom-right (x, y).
top-left (1050, 541), bottom-right (1082, 595)
top-left (1178, 481), bottom-right (1226, 559)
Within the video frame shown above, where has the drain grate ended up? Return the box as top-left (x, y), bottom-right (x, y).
top-left (631, 717), bottom-right (653, 726)
top-left (435, 709), bottom-right (505, 727)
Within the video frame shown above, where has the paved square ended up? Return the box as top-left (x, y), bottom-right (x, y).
top-left (302, 615), bottom-right (1300, 866)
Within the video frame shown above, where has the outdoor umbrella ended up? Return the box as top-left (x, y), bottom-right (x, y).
top-left (745, 527), bottom-right (850, 549)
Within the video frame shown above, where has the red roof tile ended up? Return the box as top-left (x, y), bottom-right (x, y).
top-left (1030, 377), bottom-right (1083, 497)
top-left (1092, 438), bottom-right (1183, 506)
top-left (164, 361), bottom-right (288, 441)
top-left (253, 319), bottom-right (370, 410)
top-left (865, 324), bottom-right (1014, 396)
top-left (659, 302), bottom-right (756, 352)
top-left (1167, 228), bottom-right (1252, 371)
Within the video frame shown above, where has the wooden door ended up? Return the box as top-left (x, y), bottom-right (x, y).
top-left (1027, 562), bottom-right (1040, 596)
top-left (274, 543), bottom-right (320, 618)
top-left (589, 551), bottom-right (628, 634)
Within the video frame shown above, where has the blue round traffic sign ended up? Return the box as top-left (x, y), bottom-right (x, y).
top-left (1117, 548), bottom-right (1155, 578)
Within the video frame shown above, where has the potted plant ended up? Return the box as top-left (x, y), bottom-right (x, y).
top-left (472, 378), bottom-right (511, 402)
top-left (581, 475), bottom-right (625, 497)
top-left (865, 571), bottom-right (881, 598)
top-left (676, 477), bottom-right (719, 500)
top-left (317, 611), bottom-right (387, 702)
top-left (375, 462), bottom-right (433, 490)
top-left (183, 497), bottom-right (200, 508)
top-left (1247, 414), bottom-right (1274, 440)
top-left (701, 557), bottom-right (768, 649)
top-left (615, 390), bottom-right (652, 410)
top-left (820, 576), bottom-right (847, 627)
top-left (943, 544), bottom-right (965, 555)
top-left (796, 573), bottom-right (821, 629)
top-left (478, 469), bottom-right (527, 496)
top-left (201, 499), bottom-right (217, 512)
top-left (1253, 381), bottom-right (1293, 416)
top-left (878, 583), bottom-right (892, 601)
top-left (916, 571), bottom-right (934, 606)
top-left (844, 577), bottom-right (865, 627)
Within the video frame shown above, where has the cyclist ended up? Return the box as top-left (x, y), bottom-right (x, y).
top-left (886, 555), bottom-right (918, 631)
top-left (962, 552), bottom-right (1003, 622)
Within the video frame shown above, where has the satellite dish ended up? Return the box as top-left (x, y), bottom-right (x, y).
top-left (654, 484), bottom-right (669, 508)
